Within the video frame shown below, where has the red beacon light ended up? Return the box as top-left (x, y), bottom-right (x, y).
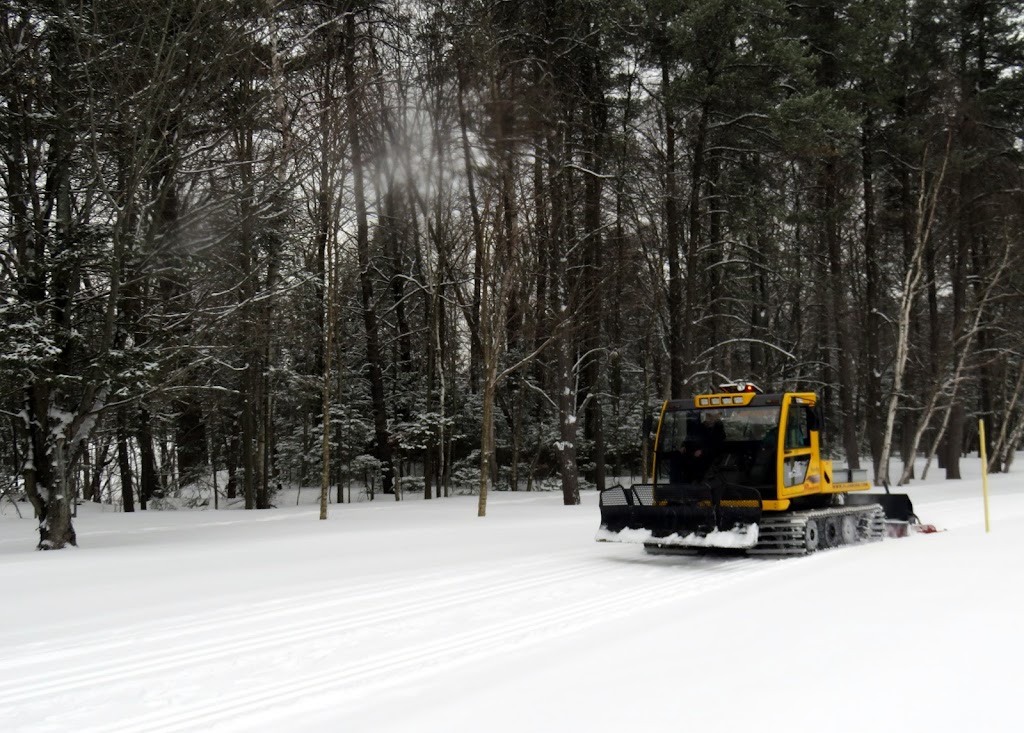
top-left (719, 381), bottom-right (762, 394)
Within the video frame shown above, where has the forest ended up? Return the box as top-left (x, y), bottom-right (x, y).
top-left (1, 0), bottom-right (1022, 549)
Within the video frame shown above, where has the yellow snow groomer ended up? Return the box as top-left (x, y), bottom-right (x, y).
top-left (597, 384), bottom-right (916, 555)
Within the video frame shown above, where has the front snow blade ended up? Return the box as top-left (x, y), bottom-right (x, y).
top-left (596, 485), bottom-right (666, 536)
top-left (597, 483), bottom-right (762, 547)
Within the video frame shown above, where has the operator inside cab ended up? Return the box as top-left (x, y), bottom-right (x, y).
top-left (668, 410), bottom-right (726, 484)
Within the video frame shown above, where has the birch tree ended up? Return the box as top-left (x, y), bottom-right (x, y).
top-left (877, 138), bottom-right (951, 485)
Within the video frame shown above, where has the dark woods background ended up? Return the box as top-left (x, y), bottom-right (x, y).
top-left (2, 0), bottom-right (1023, 547)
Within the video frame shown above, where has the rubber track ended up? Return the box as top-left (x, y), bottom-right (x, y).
top-left (748, 504), bottom-right (886, 556)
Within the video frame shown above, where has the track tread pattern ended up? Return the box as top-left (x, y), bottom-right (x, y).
top-left (747, 504), bottom-right (886, 556)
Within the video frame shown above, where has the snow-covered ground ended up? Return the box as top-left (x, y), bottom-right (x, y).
top-left (2, 457), bottom-right (1022, 733)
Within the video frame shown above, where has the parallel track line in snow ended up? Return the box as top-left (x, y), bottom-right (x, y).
top-left (1, 548), bottom-right (598, 670)
top-left (5, 550), bottom-right (639, 701)
top-left (84, 556), bottom-right (782, 733)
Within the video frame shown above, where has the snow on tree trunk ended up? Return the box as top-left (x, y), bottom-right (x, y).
top-left (557, 341), bottom-right (580, 506)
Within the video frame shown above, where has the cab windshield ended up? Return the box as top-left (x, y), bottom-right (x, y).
top-left (655, 405), bottom-right (781, 488)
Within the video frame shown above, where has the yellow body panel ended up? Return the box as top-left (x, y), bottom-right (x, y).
top-left (661, 390), bottom-right (873, 516)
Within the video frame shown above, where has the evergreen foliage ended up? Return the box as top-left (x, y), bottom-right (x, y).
top-left (2, 0), bottom-right (1022, 544)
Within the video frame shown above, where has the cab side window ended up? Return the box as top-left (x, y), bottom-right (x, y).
top-left (784, 406), bottom-right (810, 450)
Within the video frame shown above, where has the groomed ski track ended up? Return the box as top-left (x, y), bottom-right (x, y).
top-left (2, 478), bottom-right (1022, 733)
top-left (2, 530), bottom-right (780, 732)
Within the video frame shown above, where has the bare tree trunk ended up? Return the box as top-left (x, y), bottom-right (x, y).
top-left (225, 428), bottom-right (238, 500)
top-left (477, 329), bottom-right (497, 516)
top-left (912, 240), bottom-right (1010, 482)
top-left (242, 370), bottom-right (259, 510)
top-left (320, 213), bottom-right (333, 520)
top-left (685, 96), bottom-right (710, 384)
top-left (823, 157), bottom-right (859, 469)
top-left (990, 361), bottom-right (1024, 472)
top-left (945, 403), bottom-right (964, 479)
top-left (581, 50), bottom-right (607, 491)
top-left (345, 10), bottom-right (393, 494)
top-left (862, 116), bottom-right (884, 476)
top-left (117, 410), bottom-right (135, 512)
top-left (86, 440), bottom-right (108, 503)
top-left (457, 60), bottom-right (485, 394)
top-left (556, 337), bottom-right (581, 506)
top-left (137, 408), bottom-right (158, 510)
top-left (661, 57), bottom-right (684, 398)
top-left (878, 140), bottom-right (950, 484)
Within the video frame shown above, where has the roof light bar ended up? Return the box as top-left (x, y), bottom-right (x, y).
top-left (718, 381), bottom-right (763, 394)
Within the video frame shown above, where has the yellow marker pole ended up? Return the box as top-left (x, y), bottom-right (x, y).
top-left (979, 419), bottom-right (991, 533)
